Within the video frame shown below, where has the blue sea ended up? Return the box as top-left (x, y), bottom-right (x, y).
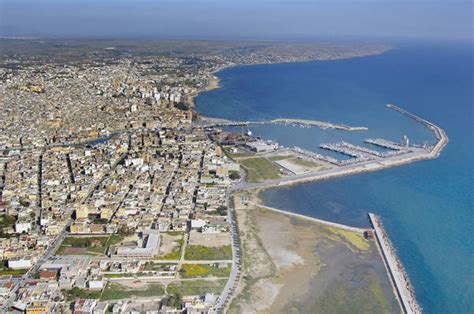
top-left (195, 41), bottom-right (473, 313)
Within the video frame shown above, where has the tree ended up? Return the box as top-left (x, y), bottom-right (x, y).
top-left (229, 171), bottom-right (241, 180)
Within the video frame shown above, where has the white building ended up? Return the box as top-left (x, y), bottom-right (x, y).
top-left (8, 256), bottom-right (33, 269)
top-left (15, 221), bottom-right (31, 233)
top-left (88, 278), bottom-right (104, 290)
top-left (115, 233), bottom-right (160, 258)
top-left (244, 140), bottom-right (279, 152)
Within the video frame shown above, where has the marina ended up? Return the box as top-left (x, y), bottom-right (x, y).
top-left (197, 42), bottom-right (471, 313)
top-left (228, 103), bottom-right (448, 192)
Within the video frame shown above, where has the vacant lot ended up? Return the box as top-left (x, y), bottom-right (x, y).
top-left (289, 157), bottom-right (331, 171)
top-left (189, 231), bottom-right (231, 247)
top-left (157, 233), bottom-right (184, 260)
top-left (63, 287), bottom-right (101, 301)
top-left (238, 157), bottom-right (281, 182)
top-left (179, 263), bottom-right (231, 278)
top-left (55, 234), bottom-right (124, 256)
top-left (101, 282), bottom-right (165, 301)
top-left (167, 279), bottom-right (227, 296)
top-left (184, 245), bottom-right (232, 260)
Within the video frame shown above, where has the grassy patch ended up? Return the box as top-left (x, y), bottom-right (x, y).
top-left (0, 268), bottom-right (28, 276)
top-left (63, 287), bottom-right (101, 301)
top-left (268, 155), bottom-right (292, 161)
top-left (100, 283), bottom-right (165, 301)
top-left (326, 227), bottom-right (370, 251)
top-left (167, 279), bottom-right (227, 296)
top-left (224, 148), bottom-right (255, 159)
top-left (179, 263), bottom-right (231, 278)
top-left (184, 245), bottom-right (232, 261)
top-left (289, 157), bottom-right (328, 169)
top-left (167, 231), bottom-right (185, 236)
top-left (0, 215), bottom-right (16, 229)
top-left (56, 234), bottom-right (124, 256)
top-left (238, 157), bottom-right (281, 183)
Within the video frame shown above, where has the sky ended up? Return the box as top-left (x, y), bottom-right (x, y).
top-left (0, 0), bottom-right (472, 40)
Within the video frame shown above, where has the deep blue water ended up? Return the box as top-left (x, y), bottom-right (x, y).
top-left (195, 42), bottom-right (473, 313)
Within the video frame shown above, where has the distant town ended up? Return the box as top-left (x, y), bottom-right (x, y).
top-left (0, 39), bottom-right (405, 313)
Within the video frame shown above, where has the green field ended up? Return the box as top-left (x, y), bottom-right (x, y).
top-left (167, 279), bottom-right (227, 296)
top-left (179, 263), bottom-right (231, 278)
top-left (100, 283), bottom-right (165, 301)
top-left (55, 234), bottom-right (124, 256)
top-left (184, 245), bottom-right (232, 261)
top-left (268, 155), bottom-right (293, 161)
top-left (238, 157), bottom-right (281, 182)
top-left (63, 287), bottom-right (101, 301)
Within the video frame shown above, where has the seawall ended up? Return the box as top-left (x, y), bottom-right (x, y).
top-left (258, 204), bottom-right (366, 233)
top-left (368, 213), bottom-right (421, 314)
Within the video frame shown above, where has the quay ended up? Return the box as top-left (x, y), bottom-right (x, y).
top-left (368, 213), bottom-right (421, 314)
top-left (198, 116), bottom-right (368, 132)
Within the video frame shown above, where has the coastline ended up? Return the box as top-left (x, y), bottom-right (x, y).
top-left (221, 189), bottom-right (400, 313)
top-left (187, 46), bottom-right (391, 110)
top-left (193, 51), bottom-right (439, 313)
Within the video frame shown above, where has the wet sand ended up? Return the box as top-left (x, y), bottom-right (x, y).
top-left (228, 191), bottom-right (400, 313)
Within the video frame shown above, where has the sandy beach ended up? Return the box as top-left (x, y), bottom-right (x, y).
top-left (185, 72), bottom-right (221, 108)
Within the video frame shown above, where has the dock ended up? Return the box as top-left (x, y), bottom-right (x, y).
top-left (368, 213), bottom-right (421, 314)
top-left (365, 138), bottom-right (406, 150)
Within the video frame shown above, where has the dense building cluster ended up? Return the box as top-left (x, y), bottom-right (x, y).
top-left (0, 39), bottom-right (389, 313)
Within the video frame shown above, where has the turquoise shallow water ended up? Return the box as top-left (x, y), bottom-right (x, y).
top-left (196, 41), bottom-right (473, 313)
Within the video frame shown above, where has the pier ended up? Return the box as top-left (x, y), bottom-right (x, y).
top-left (368, 213), bottom-right (421, 314)
top-left (365, 138), bottom-right (406, 150)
